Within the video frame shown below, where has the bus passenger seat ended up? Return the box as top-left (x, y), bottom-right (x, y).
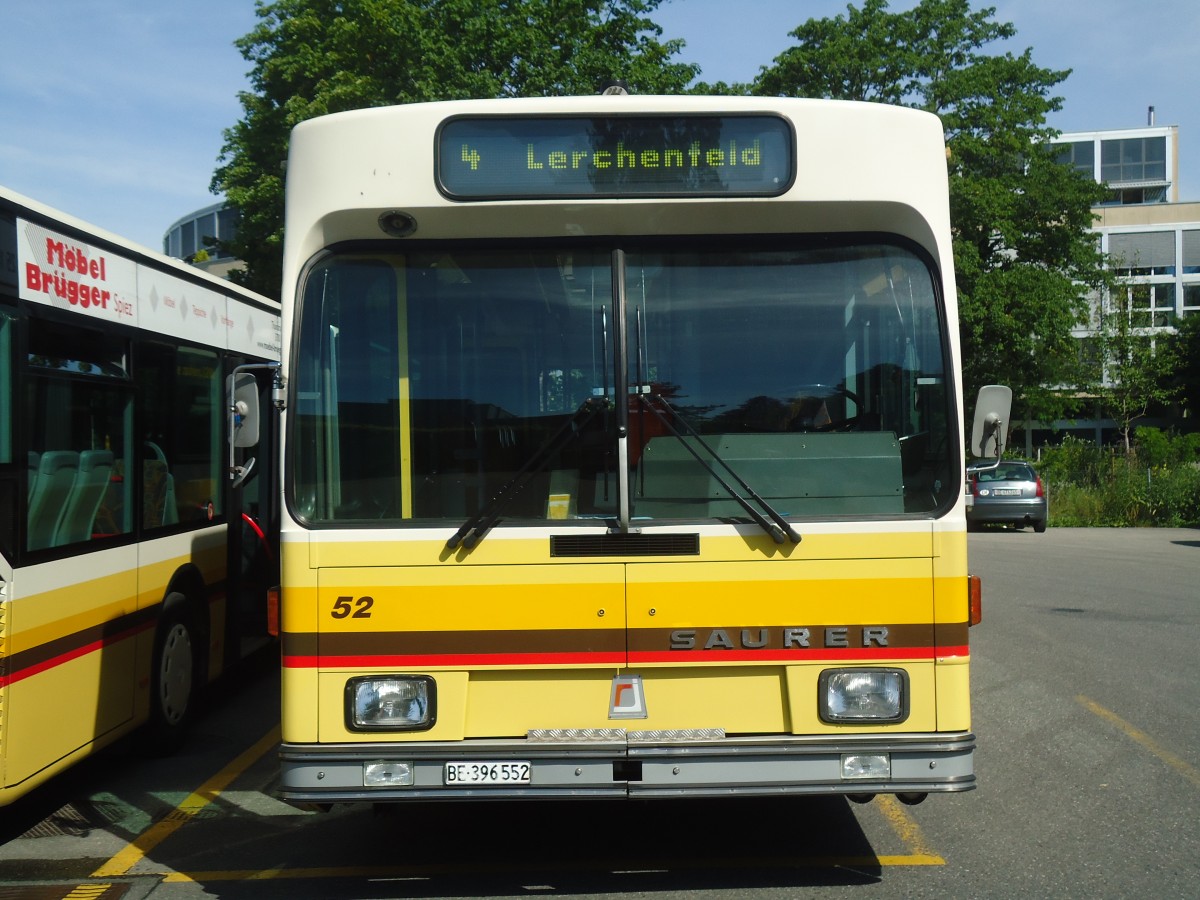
top-left (143, 442), bottom-right (179, 527)
top-left (27, 451), bottom-right (79, 550)
top-left (143, 459), bottom-right (169, 527)
top-left (56, 449), bottom-right (115, 544)
top-left (28, 451), bottom-right (40, 500)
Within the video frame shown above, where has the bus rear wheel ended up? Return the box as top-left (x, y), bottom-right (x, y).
top-left (146, 598), bottom-right (197, 754)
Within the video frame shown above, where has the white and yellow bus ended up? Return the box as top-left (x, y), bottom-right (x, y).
top-left (0, 186), bottom-right (281, 806)
top-left (273, 93), bottom-right (1009, 806)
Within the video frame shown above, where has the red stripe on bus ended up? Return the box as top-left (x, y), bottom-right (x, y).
top-left (281, 645), bottom-right (967, 669)
top-left (0, 619), bottom-right (154, 688)
top-left (282, 651), bottom-right (626, 669)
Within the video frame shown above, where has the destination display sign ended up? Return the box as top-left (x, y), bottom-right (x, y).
top-left (437, 114), bottom-right (794, 199)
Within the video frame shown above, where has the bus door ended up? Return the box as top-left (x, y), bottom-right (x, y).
top-left (617, 244), bottom-right (951, 742)
top-left (226, 361), bottom-right (280, 664)
top-left (298, 250), bottom-right (635, 739)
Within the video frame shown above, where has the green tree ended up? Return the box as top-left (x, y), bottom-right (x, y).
top-left (1096, 285), bottom-right (1179, 453)
top-left (1166, 311), bottom-right (1200, 420)
top-left (752, 0), bottom-right (1110, 425)
top-left (211, 0), bottom-right (697, 297)
top-left (754, 0), bottom-right (918, 104)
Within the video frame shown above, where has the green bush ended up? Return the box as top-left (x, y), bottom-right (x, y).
top-left (1033, 428), bottom-right (1200, 527)
top-left (1036, 435), bottom-right (1108, 488)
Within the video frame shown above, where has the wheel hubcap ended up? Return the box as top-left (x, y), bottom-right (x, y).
top-left (159, 622), bottom-right (194, 725)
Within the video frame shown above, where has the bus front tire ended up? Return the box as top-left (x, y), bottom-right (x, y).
top-left (146, 599), bottom-right (197, 754)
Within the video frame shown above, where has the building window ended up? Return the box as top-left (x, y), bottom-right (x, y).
top-left (195, 212), bottom-right (217, 258)
top-left (1183, 283), bottom-right (1200, 314)
top-left (1055, 140), bottom-right (1095, 176)
top-left (181, 220), bottom-right (196, 259)
top-left (1128, 283), bottom-right (1176, 328)
top-left (1101, 137), bottom-right (1167, 184)
top-left (165, 206), bottom-right (240, 262)
top-left (1183, 231), bottom-right (1200, 275)
top-left (1102, 185), bottom-right (1168, 205)
top-left (1075, 335), bottom-right (1103, 382)
top-left (216, 207), bottom-right (239, 259)
top-left (1109, 231), bottom-right (1176, 276)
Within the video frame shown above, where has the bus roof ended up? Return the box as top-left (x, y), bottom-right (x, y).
top-left (1, 183), bottom-right (278, 310)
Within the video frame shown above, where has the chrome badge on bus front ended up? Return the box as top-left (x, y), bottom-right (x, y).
top-left (669, 626), bottom-right (890, 650)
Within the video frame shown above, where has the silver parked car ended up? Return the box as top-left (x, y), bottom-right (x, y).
top-left (966, 459), bottom-right (1047, 533)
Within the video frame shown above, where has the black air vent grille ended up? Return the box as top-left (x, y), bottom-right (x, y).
top-left (550, 533), bottom-right (700, 557)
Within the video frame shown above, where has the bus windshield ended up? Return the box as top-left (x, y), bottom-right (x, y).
top-left (292, 240), bottom-right (954, 526)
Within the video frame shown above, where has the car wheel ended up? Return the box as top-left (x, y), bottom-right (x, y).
top-left (1033, 519), bottom-right (1047, 533)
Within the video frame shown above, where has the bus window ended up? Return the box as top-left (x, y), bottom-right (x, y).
top-left (293, 250), bottom-right (617, 524)
top-left (293, 259), bottom-right (402, 522)
top-left (0, 311), bottom-right (11, 465)
top-left (0, 311), bottom-right (13, 554)
top-left (25, 317), bottom-right (133, 549)
top-left (628, 245), bottom-right (952, 517)
top-left (139, 343), bottom-right (223, 527)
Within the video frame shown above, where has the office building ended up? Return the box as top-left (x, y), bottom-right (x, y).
top-left (162, 201), bottom-right (243, 279)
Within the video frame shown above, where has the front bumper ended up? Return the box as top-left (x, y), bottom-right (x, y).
top-left (279, 731), bottom-right (975, 804)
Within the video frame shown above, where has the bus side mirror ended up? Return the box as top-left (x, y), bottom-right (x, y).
top-left (229, 372), bottom-right (261, 449)
top-left (228, 369), bottom-right (265, 487)
top-left (970, 384), bottom-right (1012, 462)
top-left (227, 362), bottom-right (284, 487)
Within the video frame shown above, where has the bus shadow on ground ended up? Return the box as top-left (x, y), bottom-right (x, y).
top-left (156, 794), bottom-right (888, 897)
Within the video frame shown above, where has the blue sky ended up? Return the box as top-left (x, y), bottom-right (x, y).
top-left (2, 0), bottom-right (1196, 252)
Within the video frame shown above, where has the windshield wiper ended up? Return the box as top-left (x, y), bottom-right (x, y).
top-left (446, 396), bottom-right (608, 551)
top-left (636, 394), bottom-right (802, 545)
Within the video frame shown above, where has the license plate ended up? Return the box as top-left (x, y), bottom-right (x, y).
top-left (444, 761), bottom-right (531, 785)
top-left (993, 488), bottom-right (1021, 496)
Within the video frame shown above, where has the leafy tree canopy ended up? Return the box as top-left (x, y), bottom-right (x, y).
top-left (752, 0), bottom-right (1111, 424)
top-left (212, 0), bottom-right (697, 297)
top-left (1166, 312), bottom-right (1200, 420)
top-left (1093, 289), bottom-right (1179, 453)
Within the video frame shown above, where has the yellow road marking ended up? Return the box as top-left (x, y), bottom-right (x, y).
top-left (875, 794), bottom-right (945, 864)
top-left (65, 885), bottom-right (115, 899)
top-left (91, 724), bottom-right (280, 878)
top-left (1077, 695), bottom-right (1200, 790)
